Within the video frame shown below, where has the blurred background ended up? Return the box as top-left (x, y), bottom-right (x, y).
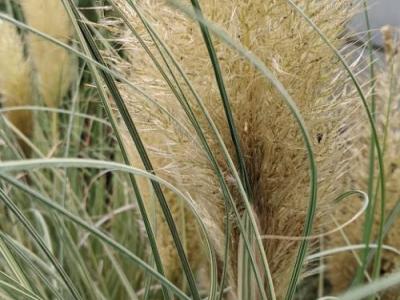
top-left (351, 0), bottom-right (399, 47)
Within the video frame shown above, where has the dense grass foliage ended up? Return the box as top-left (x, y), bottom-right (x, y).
top-left (0, 0), bottom-right (399, 299)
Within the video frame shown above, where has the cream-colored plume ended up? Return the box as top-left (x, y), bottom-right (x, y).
top-left (21, 0), bottom-right (74, 109)
top-left (113, 0), bottom-right (358, 298)
top-left (327, 27), bottom-right (400, 299)
top-left (0, 20), bottom-right (33, 153)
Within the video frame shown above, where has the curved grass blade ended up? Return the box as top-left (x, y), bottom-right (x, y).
top-left (283, 1), bottom-right (386, 297)
top-left (366, 199), bottom-right (400, 266)
top-left (354, 0), bottom-right (379, 286)
top-left (306, 244), bottom-right (400, 262)
top-left (339, 271), bottom-right (400, 300)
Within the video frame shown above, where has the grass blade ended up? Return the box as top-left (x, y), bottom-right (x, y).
top-left (339, 271), bottom-right (400, 300)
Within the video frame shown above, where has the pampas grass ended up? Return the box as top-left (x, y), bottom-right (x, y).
top-left (327, 27), bottom-right (400, 299)
top-left (21, 0), bottom-right (74, 109)
top-left (112, 0), bottom-right (359, 297)
top-left (21, 0), bottom-right (75, 143)
top-left (0, 20), bottom-right (33, 153)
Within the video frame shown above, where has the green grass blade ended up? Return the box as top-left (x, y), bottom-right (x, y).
top-left (339, 271), bottom-right (400, 300)
top-left (366, 199), bottom-right (400, 266)
top-left (354, 0), bottom-right (379, 286)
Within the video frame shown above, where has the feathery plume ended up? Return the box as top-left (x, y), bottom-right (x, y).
top-left (112, 0), bottom-right (358, 297)
top-left (0, 20), bottom-right (33, 153)
top-left (327, 27), bottom-right (400, 299)
top-left (21, 0), bottom-right (75, 109)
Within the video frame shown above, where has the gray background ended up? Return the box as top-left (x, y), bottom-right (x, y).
top-left (350, 0), bottom-right (400, 47)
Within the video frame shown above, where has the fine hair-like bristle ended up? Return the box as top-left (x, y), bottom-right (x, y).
top-left (21, 0), bottom-right (75, 109)
top-left (0, 20), bottom-right (33, 153)
top-left (112, 0), bottom-right (358, 297)
top-left (327, 27), bottom-right (400, 299)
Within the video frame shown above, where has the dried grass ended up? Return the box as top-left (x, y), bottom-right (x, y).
top-left (111, 0), bottom-right (359, 297)
top-left (0, 20), bottom-right (33, 152)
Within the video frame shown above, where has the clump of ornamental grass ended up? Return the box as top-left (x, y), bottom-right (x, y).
top-left (0, 20), bottom-right (33, 153)
top-left (21, 0), bottom-right (75, 141)
top-left (110, 0), bottom-right (359, 297)
top-left (327, 27), bottom-right (400, 299)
